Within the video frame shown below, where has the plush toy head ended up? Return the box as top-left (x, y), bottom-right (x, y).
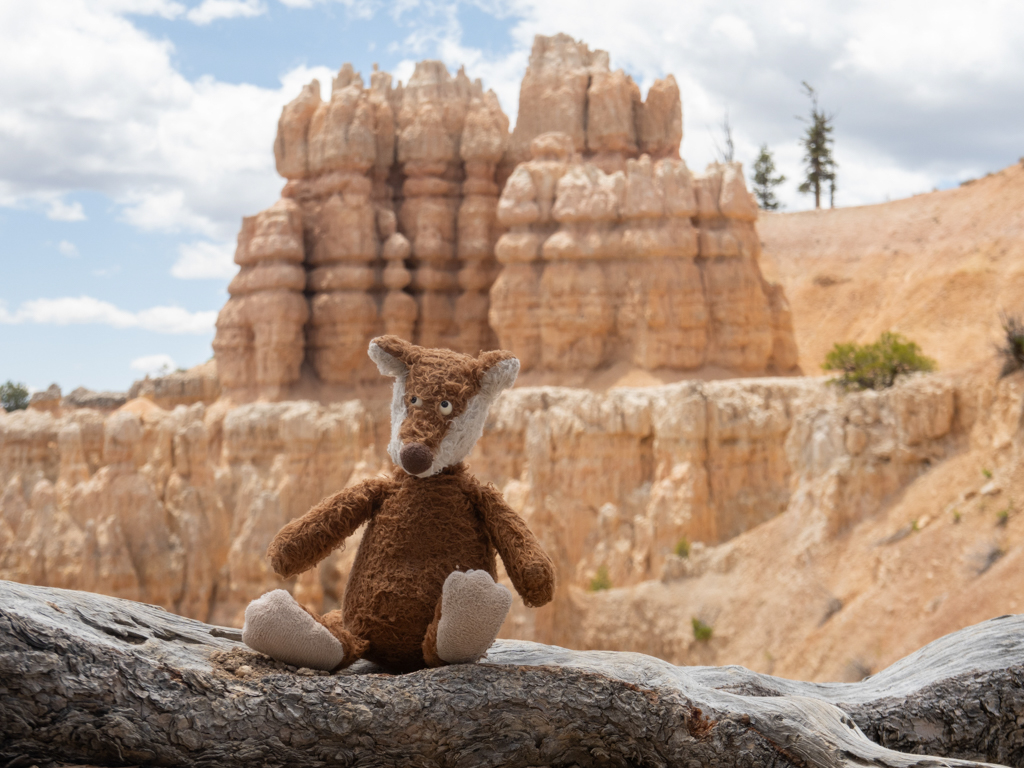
top-left (368, 335), bottom-right (519, 478)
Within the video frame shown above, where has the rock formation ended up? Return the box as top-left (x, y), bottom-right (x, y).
top-left (3, 580), bottom-right (1021, 768)
top-left (214, 61), bottom-right (508, 397)
top-left (27, 384), bottom-right (61, 414)
top-left (212, 199), bottom-right (309, 399)
top-left (212, 34), bottom-right (797, 398)
top-left (490, 33), bottom-right (797, 375)
top-left (126, 360), bottom-right (221, 410)
top-left (507, 33), bottom-right (682, 170)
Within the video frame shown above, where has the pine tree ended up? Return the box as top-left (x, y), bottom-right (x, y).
top-left (1, 381), bottom-right (29, 412)
top-left (797, 82), bottom-right (837, 209)
top-left (751, 144), bottom-right (786, 210)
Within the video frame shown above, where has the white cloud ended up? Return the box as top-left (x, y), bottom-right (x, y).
top-left (130, 353), bottom-right (176, 375)
top-left (119, 189), bottom-right (220, 237)
top-left (172, 240), bottom-right (238, 279)
top-left (47, 199), bottom-right (86, 221)
top-left (101, 0), bottom-right (187, 18)
top-left (0, 297), bottom-right (216, 334)
top-left (392, 59), bottom-right (417, 87)
top-left (186, 0), bottom-right (267, 25)
top-left (710, 14), bottom-right (757, 54)
top-left (276, 0), bottom-right (378, 15)
top-left (58, 240), bottom-right (80, 258)
top-left (0, 1), bottom-right (309, 240)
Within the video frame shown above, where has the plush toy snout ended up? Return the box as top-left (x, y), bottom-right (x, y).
top-left (400, 442), bottom-right (433, 475)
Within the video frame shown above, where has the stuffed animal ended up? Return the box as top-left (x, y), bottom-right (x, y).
top-left (241, 335), bottom-right (556, 672)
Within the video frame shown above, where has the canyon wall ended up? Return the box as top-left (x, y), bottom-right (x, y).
top-left (0, 373), bottom-right (973, 637)
top-left (562, 370), bottom-right (1024, 681)
top-left (212, 34), bottom-right (798, 399)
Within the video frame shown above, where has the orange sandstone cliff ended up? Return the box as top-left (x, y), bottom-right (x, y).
top-left (212, 34), bottom-right (798, 401)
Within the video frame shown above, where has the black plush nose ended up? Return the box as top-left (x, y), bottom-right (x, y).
top-left (400, 442), bottom-right (433, 475)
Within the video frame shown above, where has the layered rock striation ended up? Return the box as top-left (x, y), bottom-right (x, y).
top-left (213, 35), bottom-right (797, 398)
top-left (0, 374), bottom-right (967, 634)
top-left (215, 62), bottom-right (508, 396)
top-left (491, 33), bottom-right (796, 375)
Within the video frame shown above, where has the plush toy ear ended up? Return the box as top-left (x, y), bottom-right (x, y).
top-left (477, 349), bottom-right (520, 398)
top-left (368, 335), bottom-right (419, 377)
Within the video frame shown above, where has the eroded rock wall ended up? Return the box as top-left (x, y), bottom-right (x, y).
top-left (488, 33), bottom-right (796, 376)
top-left (490, 141), bottom-right (795, 374)
top-left (214, 61), bottom-right (508, 398)
top-left (0, 374), bottom-right (965, 638)
top-left (212, 35), bottom-right (798, 399)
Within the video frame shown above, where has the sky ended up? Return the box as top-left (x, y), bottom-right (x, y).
top-left (2, 0), bottom-right (1023, 393)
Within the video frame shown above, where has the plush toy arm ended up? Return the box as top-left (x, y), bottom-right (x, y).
top-left (467, 478), bottom-right (555, 608)
top-left (267, 476), bottom-right (393, 579)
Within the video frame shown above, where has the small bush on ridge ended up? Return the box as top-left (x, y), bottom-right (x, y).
top-left (692, 617), bottom-right (713, 642)
top-left (674, 537), bottom-right (691, 558)
top-left (589, 565), bottom-right (611, 592)
top-left (822, 332), bottom-right (936, 390)
top-left (998, 312), bottom-right (1024, 378)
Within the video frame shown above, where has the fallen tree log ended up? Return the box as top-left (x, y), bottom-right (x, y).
top-left (0, 580), bottom-right (1021, 768)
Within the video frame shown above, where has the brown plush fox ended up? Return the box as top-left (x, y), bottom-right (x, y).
top-left (241, 335), bottom-right (555, 672)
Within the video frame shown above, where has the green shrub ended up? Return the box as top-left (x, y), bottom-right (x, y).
top-left (997, 499), bottom-right (1014, 527)
top-left (822, 332), bottom-right (936, 390)
top-left (998, 313), bottom-right (1024, 378)
top-left (691, 617), bottom-right (713, 642)
top-left (589, 565), bottom-right (611, 592)
top-left (1, 381), bottom-right (29, 412)
top-left (674, 537), bottom-right (691, 558)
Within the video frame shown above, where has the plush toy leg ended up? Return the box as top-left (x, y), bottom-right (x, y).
top-left (427, 570), bottom-right (512, 665)
top-left (317, 609), bottom-right (369, 670)
top-left (242, 589), bottom-right (366, 672)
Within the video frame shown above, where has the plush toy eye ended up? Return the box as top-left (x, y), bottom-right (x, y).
top-left (439, 400), bottom-right (453, 416)
top-left (409, 396), bottom-right (420, 407)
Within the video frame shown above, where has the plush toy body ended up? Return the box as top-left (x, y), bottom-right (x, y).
top-left (242, 336), bottom-right (555, 672)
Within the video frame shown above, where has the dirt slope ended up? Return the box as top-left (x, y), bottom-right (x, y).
top-left (760, 161), bottom-right (1024, 374)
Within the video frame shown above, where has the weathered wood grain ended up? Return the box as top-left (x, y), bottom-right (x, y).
top-left (0, 580), bottom-right (1020, 768)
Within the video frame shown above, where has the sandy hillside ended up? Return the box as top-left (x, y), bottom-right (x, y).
top-left (760, 161), bottom-right (1024, 374)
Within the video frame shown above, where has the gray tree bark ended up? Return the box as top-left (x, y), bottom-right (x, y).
top-left (0, 579), bottom-right (1021, 768)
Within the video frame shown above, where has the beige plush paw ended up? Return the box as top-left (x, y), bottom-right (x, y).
top-left (241, 589), bottom-right (345, 671)
top-left (436, 570), bottom-right (512, 664)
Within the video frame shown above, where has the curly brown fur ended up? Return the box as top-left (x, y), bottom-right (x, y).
top-left (459, 474), bottom-right (556, 607)
top-left (421, 598), bottom-right (445, 668)
top-left (340, 464), bottom-right (498, 671)
top-left (374, 338), bottom-right (515, 452)
top-left (267, 476), bottom-right (395, 579)
top-left (319, 611), bottom-right (371, 670)
top-left (259, 338), bottom-right (553, 673)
